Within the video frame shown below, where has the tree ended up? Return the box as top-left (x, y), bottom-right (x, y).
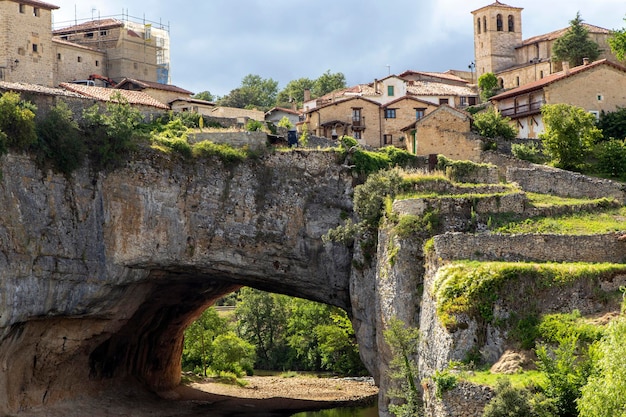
top-left (609, 17), bottom-right (626, 61)
top-left (235, 288), bottom-right (290, 369)
top-left (217, 74), bottom-right (278, 110)
top-left (478, 72), bottom-right (499, 101)
top-left (36, 100), bottom-right (85, 175)
top-left (182, 307), bottom-right (229, 376)
top-left (276, 77), bottom-right (315, 108)
top-left (383, 318), bottom-right (421, 417)
top-left (193, 91), bottom-right (215, 102)
top-left (539, 103), bottom-right (602, 170)
top-left (312, 70), bottom-right (347, 98)
top-left (578, 317), bottom-right (626, 417)
top-left (552, 13), bottom-right (600, 68)
top-left (597, 107), bottom-right (626, 140)
top-left (0, 91), bottom-right (37, 150)
top-left (535, 334), bottom-right (596, 417)
top-left (211, 332), bottom-right (256, 377)
top-left (472, 109), bottom-right (518, 139)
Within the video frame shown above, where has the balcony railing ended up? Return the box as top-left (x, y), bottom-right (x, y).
top-left (500, 100), bottom-right (544, 118)
top-left (351, 117), bottom-right (365, 130)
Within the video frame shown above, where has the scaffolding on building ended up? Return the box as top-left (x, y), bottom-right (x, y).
top-left (53, 9), bottom-right (171, 84)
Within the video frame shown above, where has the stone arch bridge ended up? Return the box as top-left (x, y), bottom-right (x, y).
top-left (0, 151), bottom-right (385, 414)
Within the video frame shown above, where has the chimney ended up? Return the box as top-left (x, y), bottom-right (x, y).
top-left (583, 57), bottom-right (590, 65)
top-left (562, 61), bottom-right (570, 74)
top-left (303, 88), bottom-right (311, 102)
top-left (374, 79), bottom-right (379, 94)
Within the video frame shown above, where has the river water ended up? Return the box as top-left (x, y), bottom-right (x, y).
top-left (290, 403), bottom-right (378, 417)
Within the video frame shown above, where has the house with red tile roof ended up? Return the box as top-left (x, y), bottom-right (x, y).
top-left (114, 78), bottom-right (192, 105)
top-left (60, 82), bottom-right (170, 111)
top-left (490, 59), bottom-right (626, 138)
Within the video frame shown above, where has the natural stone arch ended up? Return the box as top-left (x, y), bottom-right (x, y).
top-left (0, 151), bottom-right (368, 414)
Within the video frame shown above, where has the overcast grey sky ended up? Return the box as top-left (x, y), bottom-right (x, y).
top-left (50, 1), bottom-right (626, 97)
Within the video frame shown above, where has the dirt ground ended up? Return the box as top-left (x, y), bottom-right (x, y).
top-left (14, 375), bottom-right (379, 417)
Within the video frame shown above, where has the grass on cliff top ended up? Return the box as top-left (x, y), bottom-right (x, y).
top-left (492, 205), bottom-right (626, 235)
top-left (433, 261), bottom-right (626, 330)
top-left (461, 369), bottom-right (547, 389)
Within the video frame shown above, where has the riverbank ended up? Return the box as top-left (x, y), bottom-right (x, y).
top-left (13, 375), bottom-right (379, 417)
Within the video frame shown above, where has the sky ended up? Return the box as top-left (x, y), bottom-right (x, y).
top-left (49, 0), bottom-right (626, 98)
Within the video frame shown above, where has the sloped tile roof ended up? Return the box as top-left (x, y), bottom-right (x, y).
top-left (60, 83), bottom-right (169, 110)
top-left (115, 78), bottom-right (193, 95)
top-left (398, 70), bottom-right (468, 84)
top-left (266, 107), bottom-right (301, 116)
top-left (472, 1), bottom-right (522, 14)
top-left (0, 81), bottom-right (85, 98)
top-left (407, 82), bottom-right (477, 97)
top-left (52, 37), bottom-right (102, 52)
top-left (490, 59), bottom-right (626, 101)
top-left (521, 23), bottom-right (610, 47)
top-left (54, 18), bottom-right (123, 35)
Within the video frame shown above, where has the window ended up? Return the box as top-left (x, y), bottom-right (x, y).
top-left (597, 94), bottom-right (604, 102)
top-left (85, 32), bottom-right (94, 39)
top-left (100, 30), bottom-right (108, 36)
top-left (477, 18), bottom-right (481, 34)
top-left (468, 97), bottom-right (477, 106)
top-left (19, 4), bottom-right (25, 13)
top-left (516, 76), bottom-right (520, 86)
top-left (354, 131), bottom-right (362, 140)
top-left (33, 7), bottom-right (39, 17)
top-left (497, 14), bottom-right (503, 31)
top-left (387, 85), bottom-right (395, 97)
top-left (508, 15), bottom-right (515, 32)
top-left (385, 109), bottom-right (396, 119)
top-left (439, 98), bottom-right (449, 105)
top-left (539, 70), bottom-right (544, 79)
top-left (77, 56), bottom-right (82, 62)
top-left (415, 108), bottom-right (425, 119)
top-left (57, 53), bottom-right (61, 60)
top-left (352, 108), bottom-right (362, 122)
top-left (32, 44), bottom-right (38, 53)
top-left (61, 35), bottom-right (68, 40)
top-left (95, 60), bottom-right (99, 67)
top-left (589, 110), bottom-right (600, 121)
top-left (483, 16), bottom-right (487, 31)
top-left (384, 134), bottom-right (393, 145)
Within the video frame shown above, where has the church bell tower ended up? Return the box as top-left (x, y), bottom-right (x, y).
top-left (471, 1), bottom-right (523, 76)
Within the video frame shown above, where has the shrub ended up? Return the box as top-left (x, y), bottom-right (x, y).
top-left (594, 138), bottom-right (626, 178)
top-left (0, 91), bottom-right (37, 150)
top-left (353, 169), bottom-right (404, 227)
top-left (472, 109), bottom-right (518, 140)
top-left (512, 142), bottom-right (547, 164)
top-left (36, 101), bottom-right (85, 175)
top-left (211, 332), bottom-right (256, 377)
top-left (192, 140), bottom-right (248, 163)
top-left (432, 370), bottom-right (458, 399)
top-left (245, 119), bottom-right (264, 132)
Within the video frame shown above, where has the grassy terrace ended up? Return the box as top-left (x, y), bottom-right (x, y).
top-left (432, 261), bottom-right (626, 331)
top-left (491, 204), bottom-right (626, 234)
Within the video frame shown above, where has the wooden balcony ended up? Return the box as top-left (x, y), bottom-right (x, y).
top-left (499, 100), bottom-right (544, 118)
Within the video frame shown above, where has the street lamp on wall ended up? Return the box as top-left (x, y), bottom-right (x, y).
top-left (468, 61), bottom-right (476, 84)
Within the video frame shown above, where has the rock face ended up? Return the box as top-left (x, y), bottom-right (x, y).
top-left (0, 150), bottom-right (362, 414)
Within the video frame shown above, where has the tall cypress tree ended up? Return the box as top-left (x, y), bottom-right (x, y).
top-left (552, 12), bottom-right (601, 67)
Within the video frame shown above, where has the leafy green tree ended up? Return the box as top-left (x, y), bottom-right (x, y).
top-left (597, 107), bottom-right (626, 140)
top-left (609, 17), bottom-right (626, 61)
top-left (472, 109), bottom-right (518, 139)
top-left (211, 332), bottom-right (256, 377)
top-left (535, 334), bottom-right (596, 417)
top-left (552, 13), bottom-right (600, 67)
top-left (276, 77), bottom-right (315, 108)
top-left (217, 74), bottom-right (278, 110)
top-left (539, 104), bottom-right (602, 170)
top-left (287, 299), bottom-right (333, 370)
top-left (0, 91), bottom-right (37, 150)
top-left (478, 72), bottom-right (499, 101)
top-left (315, 312), bottom-right (367, 375)
top-left (482, 379), bottom-right (557, 417)
top-left (81, 93), bottom-right (144, 169)
top-left (277, 116), bottom-right (294, 130)
top-left (235, 288), bottom-right (290, 369)
top-left (578, 317), bottom-right (626, 417)
top-left (182, 307), bottom-right (228, 376)
top-left (594, 138), bottom-right (626, 178)
top-left (384, 318), bottom-right (421, 417)
top-left (36, 100), bottom-right (85, 175)
top-left (193, 91), bottom-right (216, 102)
top-left (312, 70), bottom-right (347, 98)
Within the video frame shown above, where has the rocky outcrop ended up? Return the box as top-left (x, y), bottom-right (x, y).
top-left (0, 150), bottom-right (361, 414)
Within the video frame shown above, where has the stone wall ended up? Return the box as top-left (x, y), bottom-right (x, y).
top-left (507, 165), bottom-right (626, 202)
top-left (423, 381), bottom-right (494, 417)
top-left (433, 232), bottom-right (626, 264)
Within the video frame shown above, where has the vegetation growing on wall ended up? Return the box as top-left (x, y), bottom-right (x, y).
top-left (433, 261), bottom-right (626, 331)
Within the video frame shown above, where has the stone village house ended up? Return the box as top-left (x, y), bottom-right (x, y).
top-left (490, 59), bottom-right (626, 138)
